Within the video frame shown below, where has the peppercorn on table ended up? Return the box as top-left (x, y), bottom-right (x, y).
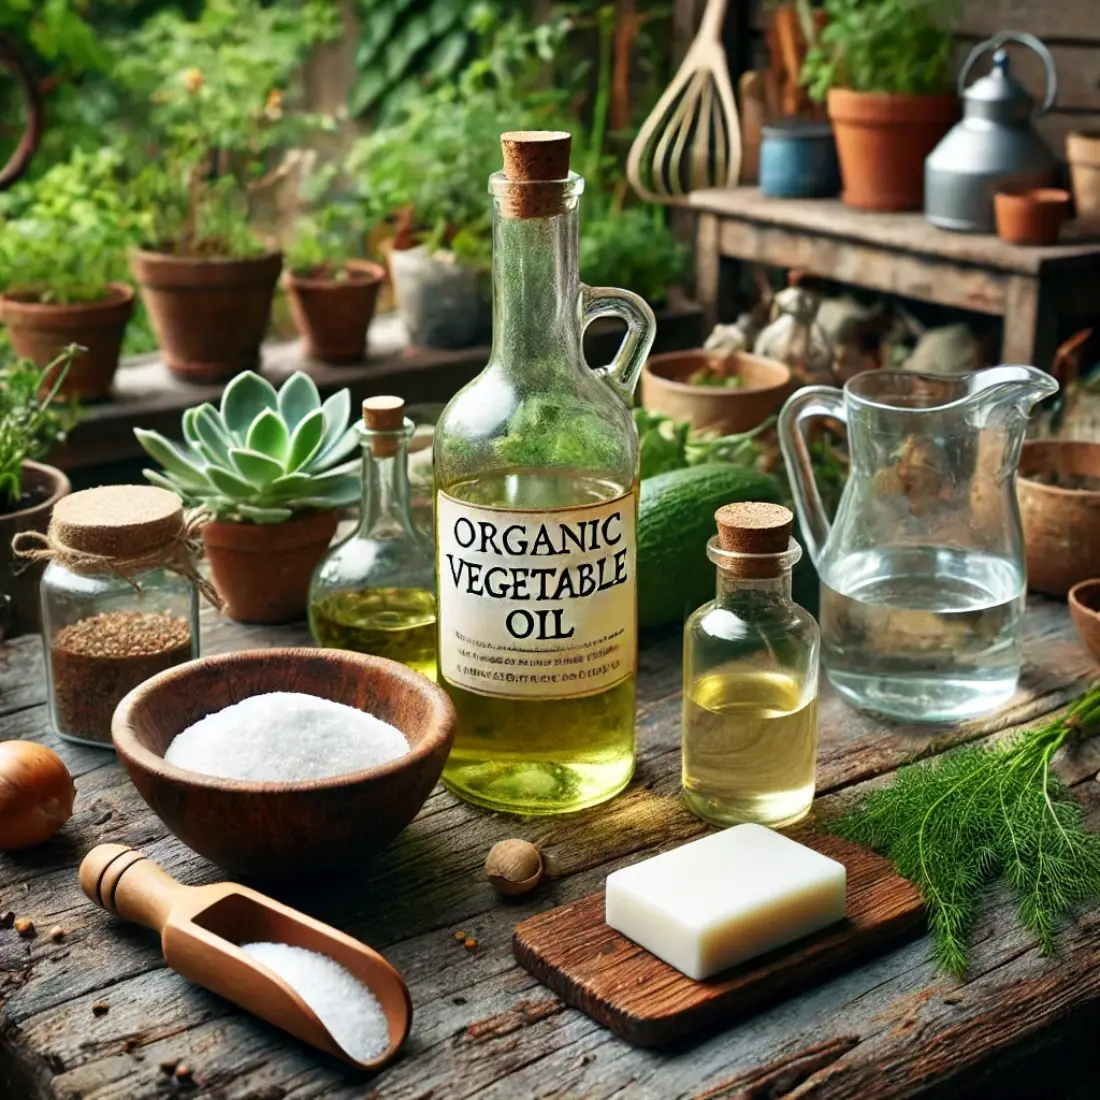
top-left (1, 596), bottom-right (1099, 1099)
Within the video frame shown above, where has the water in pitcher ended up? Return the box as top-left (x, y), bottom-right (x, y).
top-left (820, 545), bottom-right (1025, 722)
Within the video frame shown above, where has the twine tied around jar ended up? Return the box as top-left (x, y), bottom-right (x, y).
top-left (12, 486), bottom-right (223, 610)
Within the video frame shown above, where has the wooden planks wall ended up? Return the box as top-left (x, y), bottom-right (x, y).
top-left (738, 0), bottom-right (1100, 159)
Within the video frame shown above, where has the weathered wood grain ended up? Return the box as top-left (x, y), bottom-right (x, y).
top-left (513, 832), bottom-right (924, 1047)
top-left (1, 597), bottom-right (1099, 1099)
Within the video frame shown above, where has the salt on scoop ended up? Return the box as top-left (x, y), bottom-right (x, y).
top-left (242, 941), bottom-right (390, 1063)
top-left (164, 691), bottom-right (409, 782)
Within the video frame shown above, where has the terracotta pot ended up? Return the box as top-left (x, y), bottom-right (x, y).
top-left (0, 460), bottom-right (71, 639)
top-left (641, 350), bottom-right (794, 434)
top-left (285, 260), bottom-right (386, 364)
top-left (1069, 579), bottom-right (1100, 664)
top-left (0, 284), bottom-right (134, 400)
top-left (827, 88), bottom-right (958, 211)
top-left (1017, 440), bottom-right (1100, 597)
top-left (130, 248), bottom-right (282, 383)
top-left (994, 187), bottom-right (1071, 246)
top-left (1068, 131), bottom-right (1100, 228)
top-left (202, 509), bottom-right (339, 624)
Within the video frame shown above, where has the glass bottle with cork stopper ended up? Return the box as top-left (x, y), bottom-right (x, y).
top-left (308, 395), bottom-right (436, 679)
top-left (681, 502), bottom-right (820, 828)
top-left (433, 130), bottom-right (656, 815)
top-left (13, 485), bottom-right (212, 748)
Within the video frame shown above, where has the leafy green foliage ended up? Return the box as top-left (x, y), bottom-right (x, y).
top-left (581, 197), bottom-right (687, 307)
top-left (833, 685), bottom-right (1100, 976)
top-left (633, 408), bottom-right (771, 480)
top-left (0, 149), bottom-right (150, 304)
top-left (110, 0), bottom-right (340, 256)
top-left (288, 204), bottom-right (374, 277)
top-left (0, 347), bottom-right (80, 508)
top-left (801, 0), bottom-right (955, 100)
top-left (135, 371), bottom-right (361, 523)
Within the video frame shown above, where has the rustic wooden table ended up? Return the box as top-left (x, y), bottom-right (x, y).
top-left (689, 187), bottom-right (1100, 371)
top-left (2, 598), bottom-right (1099, 1099)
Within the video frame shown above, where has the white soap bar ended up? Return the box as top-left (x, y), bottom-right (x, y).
top-left (605, 823), bottom-right (846, 981)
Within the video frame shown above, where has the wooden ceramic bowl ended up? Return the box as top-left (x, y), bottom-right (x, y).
top-left (1017, 440), bottom-right (1100, 596)
top-left (641, 350), bottom-right (793, 435)
top-left (113, 648), bottom-right (456, 880)
top-left (1069, 579), bottom-right (1100, 664)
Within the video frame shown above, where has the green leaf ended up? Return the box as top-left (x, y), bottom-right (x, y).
top-left (246, 409), bottom-right (290, 462)
top-left (134, 430), bottom-right (210, 487)
top-left (142, 468), bottom-right (185, 496)
top-left (277, 371), bottom-right (321, 429)
top-left (428, 0), bottom-right (462, 35)
top-left (236, 503), bottom-right (295, 524)
top-left (315, 390), bottom-right (353, 461)
top-left (194, 405), bottom-right (232, 465)
top-left (221, 372), bottom-right (279, 440)
top-left (229, 447), bottom-right (285, 487)
top-left (349, 67), bottom-right (388, 116)
top-left (207, 464), bottom-right (260, 500)
top-left (426, 29), bottom-right (468, 80)
top-left (268, 472), bottom-right (318, 499)
top-left (287, 408), bottom-right (326, 471)
top-left (182, 407), bottom-right (203, 449)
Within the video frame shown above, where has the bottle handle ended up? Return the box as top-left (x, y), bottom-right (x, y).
top-left (777, 385), bottom-right (847, 569)
top-left (582, 285), bottom-right (657, 404)
top-left (958, 31), bottom-right (1058, 115)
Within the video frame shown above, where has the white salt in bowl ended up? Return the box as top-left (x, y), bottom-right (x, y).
top-left (112, 647), bottom-right (456, 880)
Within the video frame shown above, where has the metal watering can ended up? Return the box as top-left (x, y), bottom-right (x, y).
top-left (0, 32), bottom-right (42, 191)
top-left (925, 31), bottom-right (1059, 233)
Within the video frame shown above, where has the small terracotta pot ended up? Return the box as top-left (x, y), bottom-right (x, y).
top-left (130, 248), bottom-right (282, 383)
top-left (0, 284), bottom-right (134, 400)
top-left (827, 88), bottom-right (959, 211)
top-left (1067, 131), bottom-right (1100, 228)
top-left (1069, 579), bottom-right (1100, 664)
top-left (641, 350), bottom-right (793, 434)
top-left (994, 187), bottom-right (1071, 246)
top-left (1017, 440), bottom-right (1100, 597)
top-left (0, 460), bottom-right (71, 639)
top-left (202, 509), bottom-right (339, 624)
top-left (285, 260), bottom-right (386, 364)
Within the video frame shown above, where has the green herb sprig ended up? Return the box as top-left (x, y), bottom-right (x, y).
top-left (832, 684), bottom-right (1100, 976)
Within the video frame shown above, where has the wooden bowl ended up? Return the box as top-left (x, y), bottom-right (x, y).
top-left (1017, 440), bottom-right (1100, 596)
top-left (112, 648), bottom-right (456, 880)
top-left (1069, 579), bottom-right (1100, 663)
top-left (640, 350), bottom-right (793, 435)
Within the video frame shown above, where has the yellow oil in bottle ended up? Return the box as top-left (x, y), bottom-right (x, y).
top-left (437, 470), bottom-right (636, 814)
top-left (682, 669), bottom-right (816, 828)
top-left (310, 587), bottom-right (437, 680)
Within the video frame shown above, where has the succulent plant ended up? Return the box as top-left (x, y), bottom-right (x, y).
top-left (135, 371), bottom-right (361, 523)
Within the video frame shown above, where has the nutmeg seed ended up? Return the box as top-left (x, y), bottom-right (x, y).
top-left (485, 839), bottom-right (543, 896)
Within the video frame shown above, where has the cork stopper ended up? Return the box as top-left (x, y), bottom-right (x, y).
top-left (498, 130), bottom-right (572, 219)
top-left (52, 486), bottom-right (183, 557)
top-left (715, 502), bottom-right (793, 554)
top-left (362, 395), bottom-right (406, 457)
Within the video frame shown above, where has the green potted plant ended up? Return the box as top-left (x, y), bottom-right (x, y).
top-left (350, 87), bottom-right (501, 349)
top-left (0, 152), bottom-right (139, 400)
top-left (285, 205), bottom-right (386, 365)
top-left (0, 348), bottom-right (77, 637)
top-left (116, 1), bottom-right (338, 381)
top-left (134, 370), bottom-right (359, 624)
top-left (801, 0), bottom-right (958, 211)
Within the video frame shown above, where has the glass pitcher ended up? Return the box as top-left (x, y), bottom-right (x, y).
top-left (779, 367), bottom-right (1057, 723)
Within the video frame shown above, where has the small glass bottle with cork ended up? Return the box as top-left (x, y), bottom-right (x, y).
top-left (681, 502), bottom-right (820, 828)
top-left (13, 485), bottom-right (215, 748)
top-left (308, 396), bottom-right (437, 679)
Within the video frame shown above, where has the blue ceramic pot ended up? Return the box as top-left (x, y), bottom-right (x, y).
top-left (760, 122), bottom-right (840, 199)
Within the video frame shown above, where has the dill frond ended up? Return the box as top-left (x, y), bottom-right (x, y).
top-left (831, 684), bottom-right (1100, 977)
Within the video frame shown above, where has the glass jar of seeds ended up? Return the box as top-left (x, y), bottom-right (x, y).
top-left (16, 486), bottom-right (211, 748)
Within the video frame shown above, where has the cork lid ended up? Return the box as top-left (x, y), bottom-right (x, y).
top-left (498, 130), bottom-right (573, 220)
top-left (715, 502), bottom-right (793, 554)
top-left (52, 486), bottom-right (183, 557)
top-left (362, 395), bottom-right (406, 457)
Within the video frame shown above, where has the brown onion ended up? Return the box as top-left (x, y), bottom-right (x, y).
top-left (0, 741), bottom-right (76, 849)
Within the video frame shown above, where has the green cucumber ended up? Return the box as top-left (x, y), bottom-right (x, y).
top-left (637, 464), bottom-right (782, 628)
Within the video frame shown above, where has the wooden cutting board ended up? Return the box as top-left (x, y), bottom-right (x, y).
top-left (513, 831), bottom-right (924, 1047)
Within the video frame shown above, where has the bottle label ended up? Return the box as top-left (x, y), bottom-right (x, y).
top-left (436, 490), bottom-right (637, 698)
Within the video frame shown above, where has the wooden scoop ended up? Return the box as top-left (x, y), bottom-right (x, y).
top-left (80, 844), bottom-right (411, 1070)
